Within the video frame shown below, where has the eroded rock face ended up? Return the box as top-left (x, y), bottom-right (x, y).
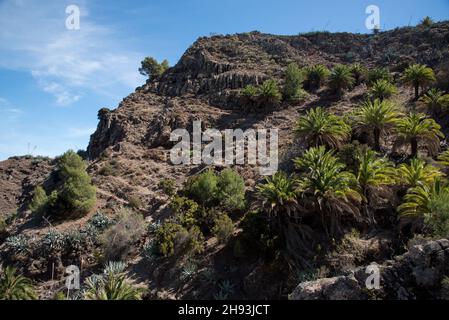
top-left (289, 239), bottom-right (449, 300)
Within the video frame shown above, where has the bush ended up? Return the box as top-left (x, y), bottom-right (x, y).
top-left (368, 79), bottom-right (397, 101)
top-left (127, 195), bottom-right (143, 210)
top-left (99, 161), bottom-right (120, 176)
top-left (139, 56), bottom-right (169, 78)
top-left (29, 186), bottom-right (48, 214)
top-left (284, 63), bottom-right (306, 102)
top-left (5, 235), bottom-right (29, 255)
top-left (349, 63), bottom-right (367, 85)
top-left (185, 170), bottom-right (219, 206)
top-left (240, 85), bottom-right (259, 109)
top-left (217, 169), bottom-right (246, 211)
top-left (41, 230), bottom-right (65, 254)
top-left (426, 192), bottom-right (449, 238)
top-left (212, 214), bottom-right (234, 244)
top-left (88, 212), bottom-right (111, 231)
top-left (154, 222), bottom-right (204, 258)
top-left (170, 195), bottom-right (200, 228)
top-left (158, 179), bottom-right (177, 197)
top-left (100, 208), bottom-right (146, 261)
top-left (46, 150), bottom-right (96, 219)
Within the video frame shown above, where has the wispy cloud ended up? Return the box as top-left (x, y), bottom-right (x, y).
top-left (0, 0), bottom-right (145, 106)
top-left (0, 97), bottom-right (24, 122)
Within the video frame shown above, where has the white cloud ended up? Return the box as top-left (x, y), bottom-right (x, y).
top-left (0, 0), bottom-right (145, 106)
top-left (0, 97), bottom-right (24, 122)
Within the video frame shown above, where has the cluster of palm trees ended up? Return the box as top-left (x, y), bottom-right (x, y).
top-left (257, 63), bottom-right (449, 248)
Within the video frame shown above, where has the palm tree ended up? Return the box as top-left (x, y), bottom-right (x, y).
top-left (355, 149), bottom-right (396, 222)
top-left (398, 178), bottom-right (449, 218)
top-left (257, 79), bottom-right (282, 108)
top-left (419, 88), bottom-right (449, 117)
top-left (394, 113), bottom-right (444, 158)
top-left (352, 99), bottom-right (401, 151)
top-left (256, 172), bottom-right (298, 221)
top-left (367, 67), bottom-right (393, 86)
top-left (368, 79), bottom-right (397, 101)
top-left (349, 63), bottom-right (367, 86)
top-left (256, 172), bottom-right (311, 248)
top-left (294, 146), bottom-right (361, 236)
top-left (401, 64), bottom-right (436, 100)
top-left (0, 266), bottom-right (37, 300)
top-left (304, 64), bottom-right (330, 91)
top-left (398, 158), bottom-right (443, 188)
top-left (328, 64), bottom-right (355, 96)
top-left (438, 150), bottom-right (449, 167)
top-left (83, 262), bottom-right (144, 300)
top-left (295, 107), bottom-right (351, 149)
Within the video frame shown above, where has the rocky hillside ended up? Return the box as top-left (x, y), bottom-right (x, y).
top-left (1, 21), bottom-right (449, 300)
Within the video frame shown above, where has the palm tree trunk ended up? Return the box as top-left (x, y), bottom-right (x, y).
top-left (411, 137), bottom-right (418, 158)
top-left (373, 127), bottom-right (381, 151)
top-left (414, 84), bottom-right (419, 100)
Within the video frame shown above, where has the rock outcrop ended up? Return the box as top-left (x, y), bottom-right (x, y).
top-left (289, 239), bottom-right (449, 300)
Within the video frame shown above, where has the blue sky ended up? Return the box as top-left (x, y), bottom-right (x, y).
top-left (1, 0), bottom-right (448, 160)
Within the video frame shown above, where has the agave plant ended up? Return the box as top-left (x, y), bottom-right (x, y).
top-left (394, 113), bottom-right (444, 158)
top-left (328, 64), bottom-right (355, 96)
top-left (294, 146), bottom-right (361, 236)
top-left (0, 266), bottom-right (37, 300)
top-left (352, 99), bottom-right (401, 151)
top-left (418, 88), bottom-right (449, 117)
top-left (368, 79), bottom-right (397, 101)
top-left (398, 158), bottom-right (443, 188)
top-left (401, 64), bottom-right (436, 100)
top-left (295, 107), bottom-right (351, 149)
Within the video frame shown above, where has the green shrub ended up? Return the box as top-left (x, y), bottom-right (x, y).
top-left (158, 178), bottom-right (177, 197)
top-left (212, 214), bottom-right (234, 244)
top-left (155, 222), bottom-right (204, 257)
top-left (426, 192), bottom-right (449, 238)
top-left (170, 195), bottom-right (200, 228)
top-left (127, 195), bottom-right (143, 210)
top-left (29, 186), bottom-right (48, 214)
top-left (139, 56), bottom-right (169, 78)
top-left (284, 63), bottom-right (306, 102)
top-left (217, 169), bottom-right (246, 211)
top-left (185, 170), bottom-right (219, 206)
top-left (99, 161), bottom-right (120, 176)
top-left (420, 16), bottom-right (434, 27)
top-left (47, 150), bottom-right (96, 219)
top-left (100, 208), bottom-right (146, 261)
